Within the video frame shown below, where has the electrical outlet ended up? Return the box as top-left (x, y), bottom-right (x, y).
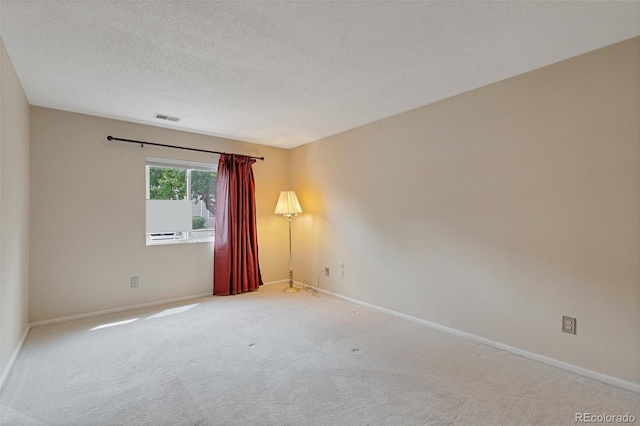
top-left (562, 316), bottom-right (576, 334)
top-left (324, 267), bottom-right (330, 276)
top-left (131, 277), bottom-right (139, 288)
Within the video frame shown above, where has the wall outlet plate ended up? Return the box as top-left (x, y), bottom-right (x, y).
top-left (324, 267), bottom-right (329, 276)
top-left (562, 316), bottom-right (576, 334)
top-left (131, 277), bottom-right (139, 288)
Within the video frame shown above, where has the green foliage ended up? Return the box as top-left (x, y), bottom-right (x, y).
top-left (149, 167), bottom-right (187, 200)
top-left (191, 170), bottom-right (217, 216)
top-left (192, 216), bottom-right (206, 229)
top-left (148, 166), bottom-right (217, 216)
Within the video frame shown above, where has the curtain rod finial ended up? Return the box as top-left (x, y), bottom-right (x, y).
top-left (107, 135), bottom-right (113, 141)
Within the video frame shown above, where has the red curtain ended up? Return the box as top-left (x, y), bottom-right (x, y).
top-left (213, 154), bottom-right (263, 295)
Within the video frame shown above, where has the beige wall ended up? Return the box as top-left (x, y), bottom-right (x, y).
top-left (0, 38), bottom-right (30, 382)
top-left (29, 107), bottom-right (289, 322)
top-left (290, 38), bottom-right (640, 384)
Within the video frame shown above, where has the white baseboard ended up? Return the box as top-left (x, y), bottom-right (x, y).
top-left (30, 292), bottom-right (212, 328)
top-left (262, 280), bottom-right (289, 287)
top-left (30, 282), bottom-right (288, 328)
top-left (303, 283), bottom-right (640, 395)
top-left (0, 323), bottom-right (31, 391)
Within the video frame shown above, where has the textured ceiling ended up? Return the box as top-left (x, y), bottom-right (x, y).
top-left (1, 1), bottom-right (639, 149)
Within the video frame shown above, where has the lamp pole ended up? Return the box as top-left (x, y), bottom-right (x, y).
top-left (284, 213), bottom-right (299, 293)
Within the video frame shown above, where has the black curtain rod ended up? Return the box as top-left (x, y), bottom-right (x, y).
top-left (106, 136), bottom-right (265, 161)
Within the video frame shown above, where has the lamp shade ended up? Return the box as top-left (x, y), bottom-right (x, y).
top-left (274, 191), bottom-right (302, 215)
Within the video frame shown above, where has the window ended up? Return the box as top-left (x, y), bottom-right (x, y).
top-left (145, 157), bottom-right (217, 245)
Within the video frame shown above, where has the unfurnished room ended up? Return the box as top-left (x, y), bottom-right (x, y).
top-left (0, 1), bottom-right (639, 425)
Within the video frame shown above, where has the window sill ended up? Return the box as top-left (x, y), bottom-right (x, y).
top-left (146, 238), bottom-right (213, 246)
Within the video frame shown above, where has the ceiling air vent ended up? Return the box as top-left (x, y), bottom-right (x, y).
top-left (154, 113), bottom-right (181, 122)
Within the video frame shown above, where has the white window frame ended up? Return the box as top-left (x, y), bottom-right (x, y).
top-left (145, 156), bottom-right (218, 245)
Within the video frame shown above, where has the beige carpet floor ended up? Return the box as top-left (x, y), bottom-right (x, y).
top-left (1, 284), bottom-right (638, 425)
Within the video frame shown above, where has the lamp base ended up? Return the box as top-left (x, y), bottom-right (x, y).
top-left (283, 270), bottom-right (299, 293)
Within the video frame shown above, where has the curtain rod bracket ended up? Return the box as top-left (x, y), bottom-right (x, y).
top-left (106, 135), bottom-right (265, 161)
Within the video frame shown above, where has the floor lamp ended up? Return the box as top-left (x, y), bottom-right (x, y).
top-left (274, 191), bottom-right (302, 293)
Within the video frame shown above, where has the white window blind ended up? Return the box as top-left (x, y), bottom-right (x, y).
top-left (145, 200), bottom-right (192, 234)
